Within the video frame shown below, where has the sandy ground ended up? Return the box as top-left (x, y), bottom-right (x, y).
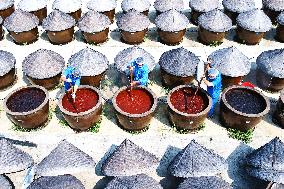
top-left (0, 0), bottom-right (283, 188)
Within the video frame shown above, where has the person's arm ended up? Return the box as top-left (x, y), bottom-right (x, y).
top-left (61, 67), bottom-right (71, 82)
top-left (202, 77), bottom-right (213, 87)
top-left (73, 77), bottom-right (81, 93)
top-left (71, 77), bottom-right (80, 99)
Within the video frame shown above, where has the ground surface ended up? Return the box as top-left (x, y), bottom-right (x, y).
top-left (0, 0), bottom-right (283, 188)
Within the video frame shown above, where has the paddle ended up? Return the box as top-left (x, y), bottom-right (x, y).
top-left (67, 82), bottom-right (79, 114)
top-left (186, 60), bottom-right (206, 111)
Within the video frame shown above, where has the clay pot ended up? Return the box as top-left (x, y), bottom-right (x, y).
top-left (3, 85), bottom-right (49, 129)
top-left (276, 24), bottom-right (284, 42)
top-left (112, 86), bottom-right (158, 131)
top-left (123, 10), bottom-right (149, 16)
top-left (236, 26), bottom-right (265, 45)
top-left (27, 73), bottom-right (62, 90)
top-left (9, 27), bottom-right (38, 44)
top-left (272, 90), bottom-right (284, 128)
top-left (30, 7), bottom-right (47, 25)
top-left (58, 85), bottom-right (103, 131)
top-left (220, 86), bottom-right (270, 131)
top-left (0, 24), bottom-right (3, 40)
top-left (222, 75), bottom-right (244, 89)
top-left (158, 29), bottom-right (186, 45)
top-left (198, 26), bottom-right (226, 45)
top-left (256, 68), bottom-right (284, 92)
top-left (167, 85), bottom-right (212, 130)
top-left (120, 29), bottom-right (147, 44)
top-left (0, 68), bottom-right (16, 90)
top-left (224, 9), bottom-right (239, 25)
top-left (80, 72), bottom-right (106, 87)
top-left (46, 27), bottom-right (74, 45)
top-left (190, 9), bottom-right (203, 25)
top-left (68, 9), bottom-right (82, 21)
top-left (161, 69), bottom-right (195, 89)
top-left (83, 28), bottom-right (109, 44)
top-left (263, 7), bottom-right (280, 25)
top-left (101, 9), bottom-right (115, 23)
top-left (0, 5), bottom-right (14, 20)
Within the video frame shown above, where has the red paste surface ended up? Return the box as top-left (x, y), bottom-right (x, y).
top-left (62, 89), bottom-right (98, 113)
top-left (116, 89), bottom-right (153, 114)
top-left (170, 88), bottom-right (206, 114)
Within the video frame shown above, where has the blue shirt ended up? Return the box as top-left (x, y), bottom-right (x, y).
top-left (128, 60), bottom-right (149, 86)
top-left (63, 67), bottom-right (81, 87)
top-left (207, 72), bottom-right (222, 99)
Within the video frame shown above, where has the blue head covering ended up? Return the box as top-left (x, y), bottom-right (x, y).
top-left (72, 67), bottom-right (81, 78)
top-left (208, 68), bottom-right (219, 78)
top-left (136, 57), bottom-right (144, 64)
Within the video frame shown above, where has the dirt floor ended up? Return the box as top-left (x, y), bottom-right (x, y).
top-left (0, 0), bottom-right (283, 188)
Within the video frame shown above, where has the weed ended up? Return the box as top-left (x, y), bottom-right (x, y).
top-left (209, 41), bottom-right (222, 47)
top-left (172, 122), bottom-right (206, 134)
top-left (59, 119), bottom-right (69, 127)
top-left (101, 78), bottom-right (114, 89)
top-left (227, 128), bottom-right (254, 143)
top-left (88, 120), bottom-right (101, 133)
top-left (161, 86), bottom-right (170, 95)
top-left (125, 125), bottom-right (149, 135)
top-left (53, 82), bottom-right (64, 90)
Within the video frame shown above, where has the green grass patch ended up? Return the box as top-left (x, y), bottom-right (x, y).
top-left (172, 122), bottom-right (206, 134)
top-left (227, 128), bottom-right (254, 143)
top-left (209, 41), bottom-right (223, 47)
top-left (59, 119), bottom-right (70, 127)
top-left (88, 120), bottom-right (101, 133)
top-left (161, 86), bottom-right (170, 95)
top-left (123, 125), bottom-right (149, 135)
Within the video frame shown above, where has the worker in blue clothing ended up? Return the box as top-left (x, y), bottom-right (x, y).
top-left (127, 57), bottom-right (149, 87)
top-left (202, 68), bottom-right (222, 117)
top-left (61, 66), bottom-right (81, 100)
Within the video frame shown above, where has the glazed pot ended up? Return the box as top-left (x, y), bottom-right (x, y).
top-left (167, 85), bottom-right (212, 130)
top-left (220, 86), bottom-right (270, 131)
top-left (9, 27), bottom-right (38, 45)
top-left (0, 23), bottom-right (3, 40)
top-left (222, 75), bottom-right (244, 89)
top-left (190, 9), bottom-right (203, 25)
top-left (123, 10), bottom-right (149, 16)
top-left (101, 9), bottom-right (115, 23)
top-left (80, 72), bottom-right (106, 87)
top-left (30, 7), bottom-right (47, 25)
top-left (161, 69), bottom-right (195, 89)
top-left (224, 9), bottom-right (239, 25)
top-left (236, 26), bottom-right (265, 45)
top-left (158, 29), bottom-right (186, 45)
top-left (27, 73), bottom-right (62, 90)
top-left (83, 28), bottom-right (109, 44)
top-left (276, 24), bottom-right (284, 42)
top-left (198, 26), bottom-right (226, 45)
top-left (68, 9), bottom-right (82, 21)
top-left (3, 85), bottom-right (49, 129)
top-left (112, 86), bottom-right (158, 131)
top-left (58, 85), bottom-right (103, 131)
top-left (0, 68), bottom-right (16, 89)
top-left (120, 29), bottom-right (147, 44)
top-left (0, 5), bottom-right (14, 19)
top-left (272, 90), bottom-right (284, 128)
top-left (256, 68), bottom-right (284, 92)
top-left (263, 7), bottom-right (281, 25)
top-left (46, 27), bottom-right (74, 45)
